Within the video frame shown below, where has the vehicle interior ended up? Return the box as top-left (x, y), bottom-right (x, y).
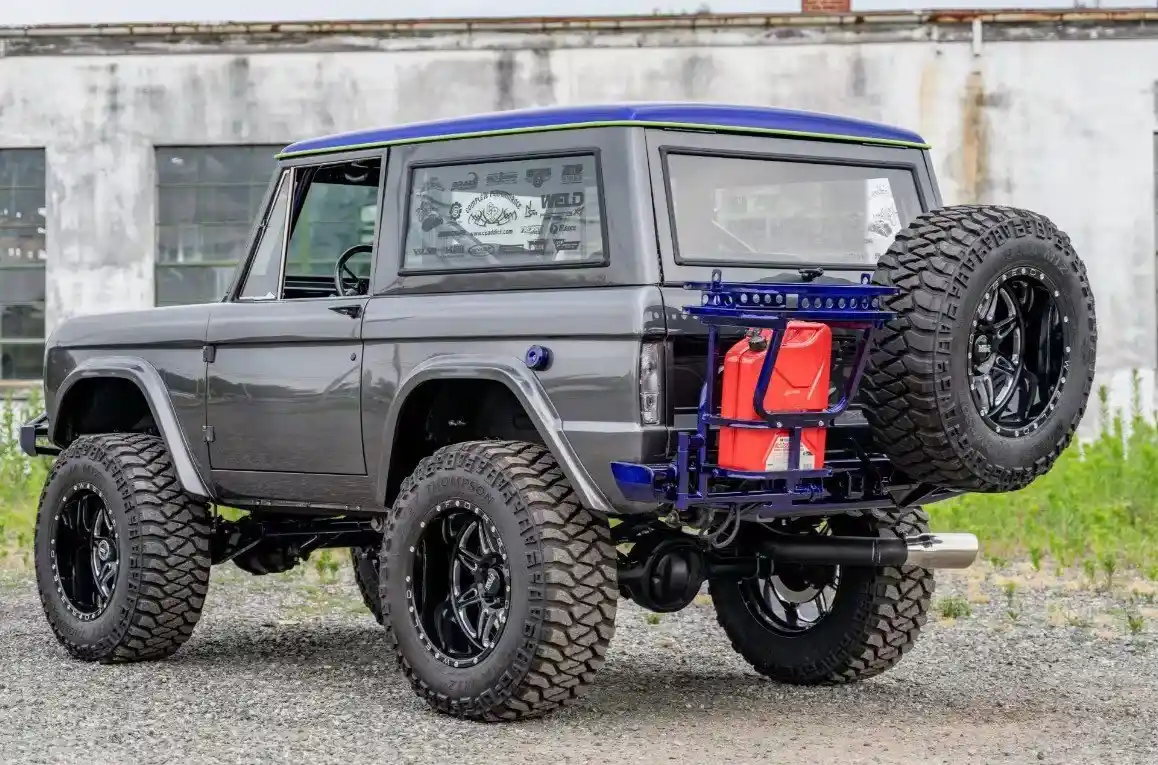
top-left (280, 157), bottom-right (382, 300)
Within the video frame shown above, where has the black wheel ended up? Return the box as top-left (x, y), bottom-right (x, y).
top-left (34, 433), bottom-right (212, 662)
top-left (380, 440), bottom-right (617, 721)
top-left (351, 545), bottom-right (383, 624)
top-left (233, 543), bottom-right (309, 576)
top-left (863, 205), bottom-right (1097, 492)
top-left (711, 509), bottom-right (933, 684)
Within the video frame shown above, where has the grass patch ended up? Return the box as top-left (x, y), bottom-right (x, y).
top-left (935, 595), bottom-right (971, 619)
top-left (929, 374), bottom-right (1158, 576)
top-left (0, 390), bottom-right (50, 567)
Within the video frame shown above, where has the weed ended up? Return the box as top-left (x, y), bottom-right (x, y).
top-left (1001, 581), bottom-right (1017, 609)
top-left (1082, 559), bottom-right (1098, 588)
top-left (1006, 609), bottom-right (1020, 622)
top-left (1125, 609), bottom-right (1145, 635)
top-left (1028, 545), bottom-right (1043, 572)
top-left (1101, 554), bottom-right (1117, 591)
top-left (645, 613), bottom-right (661, 625)
top-left (314, 550), bottom-right (341, 581)
top-left (936, 595), bottom-right (971, 619)
top-left (1130, 589), bottom-right (1156, 606)
top-left (1065, 612), bottom-right (1092, 628)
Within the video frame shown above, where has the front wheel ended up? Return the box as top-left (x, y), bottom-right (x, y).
top-left (34, 433), bottom-right (212, 663)
top-left (710, 508), bottom-right (933, 684)
top-left (380, 440), bottom-right (617, 721)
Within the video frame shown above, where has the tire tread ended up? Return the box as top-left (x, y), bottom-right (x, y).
top-left (862, 204), bottom-right (1097, 492)
top-left (712, 508), bottom-right (934, 684)
top-left (35, 432), bottom-right (211, 663)
top-left (381, 439), bottom-right (617, 722)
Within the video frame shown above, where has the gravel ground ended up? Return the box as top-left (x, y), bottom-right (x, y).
top-left (1, 558), bottom-right (1156, 765)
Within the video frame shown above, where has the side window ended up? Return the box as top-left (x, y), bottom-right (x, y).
top-left (403, 154), bottom-right (605, 272)
top-left (282, 157), bottom-right (381, 298)
top-left (238, 171), bottom-right (290, 300)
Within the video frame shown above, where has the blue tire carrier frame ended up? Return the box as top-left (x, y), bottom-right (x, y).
top-left (612, 270), bottom-right (898, 515)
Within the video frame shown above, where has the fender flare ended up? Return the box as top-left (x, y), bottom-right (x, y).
top-left (375, 354), bottom-right (613, 514)
top-left (51, 356), bottom-right (213, 500)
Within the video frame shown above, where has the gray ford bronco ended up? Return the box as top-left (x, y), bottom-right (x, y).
top-left (21, 102), bottom-right (1097, 722)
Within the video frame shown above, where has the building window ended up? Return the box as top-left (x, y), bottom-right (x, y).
top-left (0, 149), bottom-right (46, 382)
top-left (155, 145), bottom-right (283, 306)
top-left (403, 153), bottom-right (607, 273)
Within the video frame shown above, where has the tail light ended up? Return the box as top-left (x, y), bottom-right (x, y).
top-left (640, 341), bottom-right (663, 425)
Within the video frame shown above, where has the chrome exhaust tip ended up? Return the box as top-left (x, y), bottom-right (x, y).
top-left (904, 533), bottom-right (979, 569)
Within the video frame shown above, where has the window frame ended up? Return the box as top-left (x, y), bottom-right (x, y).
top-left (397, 147), bottom-right (612, 277)
top-left (233, 168), bottom-right (293, 302)
top-left (227, 147), bottom-right (388, 304)
top-left (0, 147), bottom-right (48, 385)
top-left (659, 145), bottom-right (928, 272)
top-left (644, 129), bottom-right (937, 289)
top-left (153, 144), bottom-right (287, 308)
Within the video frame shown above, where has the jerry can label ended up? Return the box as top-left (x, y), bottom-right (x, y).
top-left (764, 436), bottom-right (815, 471)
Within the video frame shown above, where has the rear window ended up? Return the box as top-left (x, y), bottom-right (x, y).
top-left (664, 152), bottom-right (923, 268)
top-left (403, 154), bottom-right (606, 272)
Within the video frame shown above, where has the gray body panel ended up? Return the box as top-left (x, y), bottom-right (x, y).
top-left (35, 125), bottom-right (939, 516)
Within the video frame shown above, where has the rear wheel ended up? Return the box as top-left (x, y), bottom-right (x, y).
top-left (380, 440), bottom-right (617, 721)
top-left (710, 509), bottom-right (933, 684)
top-left (34, 433), bottom-right (212, 663)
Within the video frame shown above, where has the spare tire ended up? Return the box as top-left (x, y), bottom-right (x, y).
top-left (862, 205), bottom-right (1097, 493)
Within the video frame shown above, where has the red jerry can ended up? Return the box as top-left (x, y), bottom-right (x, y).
top-left (718, 322), bottom-right (832, 473)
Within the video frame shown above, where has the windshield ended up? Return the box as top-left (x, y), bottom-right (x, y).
top-left (665, 152), bottom-right (923, 268)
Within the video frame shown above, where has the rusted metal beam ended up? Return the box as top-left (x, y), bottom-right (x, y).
top-left (1, 9), bottom-right (1158, 55)
top-left (2, 9), bottom-right (1158, 38)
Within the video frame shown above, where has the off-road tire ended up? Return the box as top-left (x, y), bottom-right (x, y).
top-left (862, 204), bottom-right (1097, 492)
top-left (380, 440), bottom-right (617, 722)
top-left (232, 544), bottom-right (309, 576)
top-left (350, 545), bottom-right (383, 624)
top-left (34, 433), bottom-right (212, 663)
top-left (710, 508), bottom-right (933, 684)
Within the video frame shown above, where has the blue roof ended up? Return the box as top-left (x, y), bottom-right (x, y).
top-left (279, 102), bottom-right (927, 156)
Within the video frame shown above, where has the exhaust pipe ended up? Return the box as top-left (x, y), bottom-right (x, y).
top-left (755, 531), bottom-right (979, 570)
top-left (903, 533), bottom-right (979, 569)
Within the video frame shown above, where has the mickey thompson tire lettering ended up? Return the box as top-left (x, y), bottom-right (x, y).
top-left (380, 440), bottom-right (617, 721)
top-left (711, 508), bottom-right (934, 684)
top-left (862, 204), bottom-right (1097, 493)
top-left (33, 433), bottom-right (212, 662)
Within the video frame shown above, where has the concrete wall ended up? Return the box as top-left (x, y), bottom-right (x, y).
top-left (0, 11), bottom-right (1154, 423)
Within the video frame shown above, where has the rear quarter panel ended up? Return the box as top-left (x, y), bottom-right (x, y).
top-left (360, 285), bottom-right (669, 508)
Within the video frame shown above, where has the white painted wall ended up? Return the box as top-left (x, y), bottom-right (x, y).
top-left (0, 18), bottom-right (1151, 425)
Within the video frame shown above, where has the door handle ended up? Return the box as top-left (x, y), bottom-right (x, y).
top-left (329, 304), bottom-right (363, 319)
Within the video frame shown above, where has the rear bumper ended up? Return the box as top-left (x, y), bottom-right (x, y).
top-left (19, 412), bottom-right (61, 457)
